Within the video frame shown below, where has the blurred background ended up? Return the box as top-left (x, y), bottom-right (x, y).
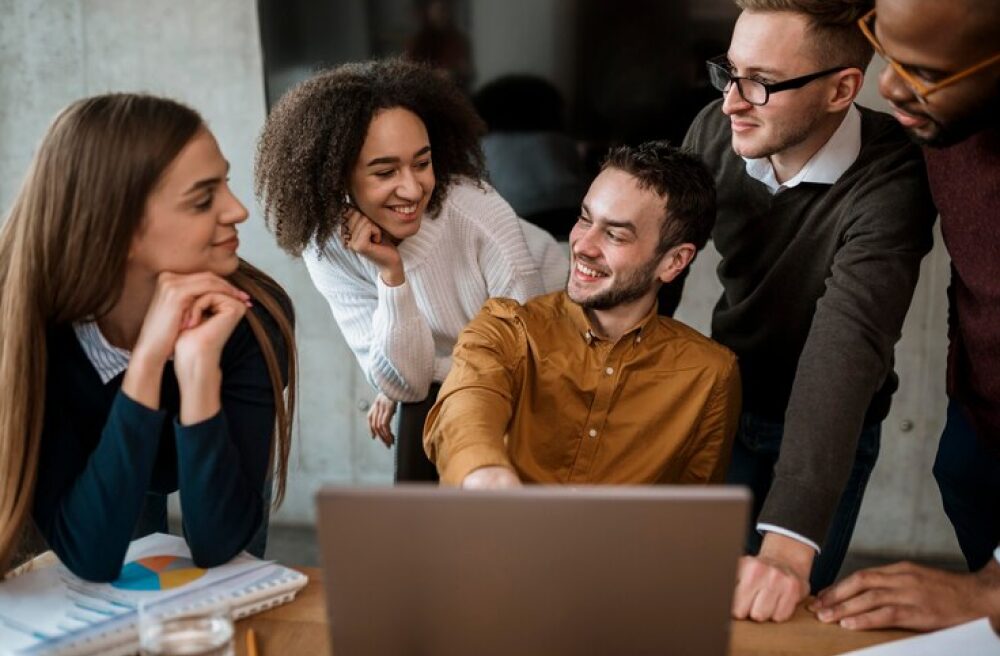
top-left (0, 0), bottom-right (956, 568)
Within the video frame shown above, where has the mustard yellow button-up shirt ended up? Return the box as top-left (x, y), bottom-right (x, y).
top-left (424, 291), bottom-right (741, 486)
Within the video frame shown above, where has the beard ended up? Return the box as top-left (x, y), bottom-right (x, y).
top-left (730, 102), bottom-right (827, 160)
top-left (568, 254), bottom-right (661, 310)
top-left (902, 95), bottom-right (1000, 148)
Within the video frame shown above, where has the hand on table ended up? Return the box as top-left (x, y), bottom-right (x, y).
top-left (461, 466), bottom-right (521, 490)
top-left (732, 532), bottom-right (814, 623)
top-left (368, 392), bottom-right (397, 447)
top-left (341, 209), bottom-right (404, 287)
top-left (810, 558), bottom-right (1000, 631)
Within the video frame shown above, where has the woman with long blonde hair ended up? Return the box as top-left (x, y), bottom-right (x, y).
top-left (0, 93), bottom-right (296, 581)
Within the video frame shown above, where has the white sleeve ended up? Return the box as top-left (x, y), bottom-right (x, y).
top-left (519, 219), bottom-right (569, 294)
top-left (469, 187), bottom-right (546, 303)
top-left (303, 244), bottom-right (435, 403)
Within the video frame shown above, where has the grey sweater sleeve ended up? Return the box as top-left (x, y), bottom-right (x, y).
top-left (760, 143), bottom-right (937, 544)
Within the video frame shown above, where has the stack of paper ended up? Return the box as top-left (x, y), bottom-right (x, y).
top-left (0, 533), bottom-right (307, 656)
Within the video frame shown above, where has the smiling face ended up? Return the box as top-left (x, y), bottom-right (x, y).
top-left (349, 107), bottom-right (436, 241)
top-left (128, 128), bottom-right (247, 278)
top-left (875, 0), bottom-right (1000, 146)
top-left (567, 168), bottom-right (670, 311)
top-left (723, 11), bottom-right (834, 161)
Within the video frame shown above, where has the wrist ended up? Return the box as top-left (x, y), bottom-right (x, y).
top-left (379, 263), bottom-right (405, 287)
top-left (759, 532), bottom-right (815, 580)
top-left (976, 558), bottom-right (1000, 616)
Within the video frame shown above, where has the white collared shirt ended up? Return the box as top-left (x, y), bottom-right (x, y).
top-left (743, 104), bottom-right (862, 195)
top-left (73, 321), bottom-right (131, 384)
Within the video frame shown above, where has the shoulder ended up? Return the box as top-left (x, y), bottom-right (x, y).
top-left (468, 292), bottom-right (564, 333)
top-left (854, 105), bottom-right (926, 170)
top-left (441, 178), bottom-right (520, 230)
top-left (843, 106), bottom-right (934, 222)
top-left (656, 316), bottom-right (738, 375)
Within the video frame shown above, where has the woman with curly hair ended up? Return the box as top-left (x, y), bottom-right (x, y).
top-left (0, 93), bottom-right (296, 580)
top-left (255, 59), bottom-right (565, 482)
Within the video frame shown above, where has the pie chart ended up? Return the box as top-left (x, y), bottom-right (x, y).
top-left (112, 555), bottom-right (206, 591)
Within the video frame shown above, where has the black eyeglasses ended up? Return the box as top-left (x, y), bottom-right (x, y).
top-left (706, 55), bottom-right (849, 106)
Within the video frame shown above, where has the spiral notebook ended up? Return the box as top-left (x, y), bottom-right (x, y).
top-left (0, 533), bottom-right (308, 656)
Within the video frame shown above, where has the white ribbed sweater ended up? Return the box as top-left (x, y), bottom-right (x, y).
top-left (304, 180), bottom-right (566, 402)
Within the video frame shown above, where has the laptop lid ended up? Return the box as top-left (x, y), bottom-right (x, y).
top-left (316, 485), bottom-right (749, 656)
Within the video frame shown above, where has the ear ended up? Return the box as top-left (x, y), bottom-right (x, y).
top-left (656, 243), bottom-right (696, 284)
top-left (828, 68), bottom-right (864, 111)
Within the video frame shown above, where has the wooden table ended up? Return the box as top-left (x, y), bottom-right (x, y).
top-left (235, 568), bottom-right (917, 655)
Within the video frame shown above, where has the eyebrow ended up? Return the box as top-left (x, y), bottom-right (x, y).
top-left (182, 160), bottom-right (230, 196)
top-left (365, 145), bottom-right (432, 167)
top-left (580, 202), bottom-right (638, 235)
top-left (725, 55), bottom-right (782, 77)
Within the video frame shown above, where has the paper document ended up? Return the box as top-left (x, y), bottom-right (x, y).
top-left (838, 618), bottom-right (1000, 655)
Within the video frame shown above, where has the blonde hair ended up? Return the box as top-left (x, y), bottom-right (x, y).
top-left (0, 94), bottom-right (296, 572)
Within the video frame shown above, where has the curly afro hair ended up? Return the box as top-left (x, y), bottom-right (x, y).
top-left (255, 58), bottom-right (488, 256)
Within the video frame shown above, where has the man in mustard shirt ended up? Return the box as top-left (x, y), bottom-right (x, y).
top-left (424, 141), bottom-right (741, 488)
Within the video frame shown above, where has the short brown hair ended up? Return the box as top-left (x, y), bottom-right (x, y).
top-left (734, 0), bottom-right (875, 70)
top-left (601, 142), bottom-right (717, 254)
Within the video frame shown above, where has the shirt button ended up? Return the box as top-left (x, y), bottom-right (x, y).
top-left (588, 429), bottom-right (598, 438)
top-left (636, 335), bottom-right (642, 343)
top-left (605, 366), bottom-right (614, 375)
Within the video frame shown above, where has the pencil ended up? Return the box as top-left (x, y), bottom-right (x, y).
top-left (247, 628), bottom-right (259, 656)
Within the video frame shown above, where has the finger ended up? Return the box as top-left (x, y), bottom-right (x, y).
top-left (157, 272), bottom-right (250, 304)
top-left (731, 557), bottom-right (758, 619)
top-left (772, 584), bottom-right (804, 623)
top-left (839, 604), bottom-right (915, 631)
top-left (814, 569), bottom-right (885, 608)
top-left (748, 583), bottom-right (780, 622)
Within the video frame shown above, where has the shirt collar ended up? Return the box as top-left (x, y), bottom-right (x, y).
top-left (73, 321), bottom-right (131, 384)
top-left (563, 292), bottom-right (660, 345)
top-left (743, 104), bottom-right (862, 194)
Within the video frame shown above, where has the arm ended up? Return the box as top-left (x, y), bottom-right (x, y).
top-left (33, 387), bottom-right (167, 582)
top-left (33, 274), bottom-right (251, 581)
top-left (423, 300), bottom-right (524, 486)
top-left (303, 242), bottom-right (435, 402)
top-left (173, 303), bottom-right (289, 567)
top-left (678, 354), bottom-right (741, 483)
top-left (472, 186), bottom-right (546, 303)
top-left (812, 554), bottom-right (1000, 631)
top-left (760, 160), bottom-right (935, 546)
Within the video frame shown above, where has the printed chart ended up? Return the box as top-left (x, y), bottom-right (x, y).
top-left (112, 555), bottom-right (206, 591)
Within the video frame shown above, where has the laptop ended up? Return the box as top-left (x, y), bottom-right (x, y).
top-left (316, 485), bottom-right (749, 656)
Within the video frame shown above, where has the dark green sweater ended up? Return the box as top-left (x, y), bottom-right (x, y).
top-left (684, 101), bottom-right (936, 544)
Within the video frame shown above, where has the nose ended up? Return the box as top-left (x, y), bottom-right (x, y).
top-left (571, 223), bottom-right (601, 260)
top-left (395, 168), bottom-right (422, 201)
top-left (221, 186), bottom-right (249, 225)
top-left (721, 81), bottom-right (751, 115)
top-left (878, 63), bottom-right (916, 106)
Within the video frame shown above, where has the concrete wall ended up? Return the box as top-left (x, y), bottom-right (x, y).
top-left (0, 0), bottom-right (392, 528)
top-left (0, 2), bottom-right (960, 558)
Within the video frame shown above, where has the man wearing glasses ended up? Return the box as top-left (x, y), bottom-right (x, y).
top-left (682, 0), bottom-right (936, 623)
top-left (812, 0), bottom-right (1000, 632)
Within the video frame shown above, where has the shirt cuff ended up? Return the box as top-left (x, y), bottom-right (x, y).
top-left (757, 523), bottom-right (821, 553)
top-left (994, 545), bottom-right (1000, 566)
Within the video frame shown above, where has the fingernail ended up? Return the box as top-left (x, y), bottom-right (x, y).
top-left (818, 609), bottom-right (832, 621)
top-left (840, 619), bottom-right (854, 630)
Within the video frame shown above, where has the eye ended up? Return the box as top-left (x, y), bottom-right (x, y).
top-left (606, 230), bottom-right (624, 243)
top-left (374, 169), bottom-right (395, 179)
top-left (907, 66), bottom-right (946, 83)
top-left (576, 215), bottom-right (591, 226)
top-left (193, 194), bottom-right (213, 211)
top-left (414, 159), bottom-right (432, 170)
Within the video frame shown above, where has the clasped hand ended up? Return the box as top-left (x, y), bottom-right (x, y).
top-left (341, 209), bottom-right (404, 287)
